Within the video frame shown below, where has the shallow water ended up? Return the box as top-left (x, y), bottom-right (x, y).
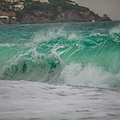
top-left (0, 21), bottom-right (120, 119)
top-left (0, 80), bottom-right (120, 120)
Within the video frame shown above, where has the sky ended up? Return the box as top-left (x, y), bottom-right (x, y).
top-left (73, 0), bottom-right (120, 20)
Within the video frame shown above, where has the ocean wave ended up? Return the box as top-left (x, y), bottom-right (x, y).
top-left (0, 22), bottom-right (120, 88)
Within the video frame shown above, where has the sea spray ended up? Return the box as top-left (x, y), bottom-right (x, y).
top-left (60, 63), bottom-right (120, 88)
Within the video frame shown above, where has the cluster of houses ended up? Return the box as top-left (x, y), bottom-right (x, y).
top-left (3, 0), bottom-right (49, 10)
top-left (0, 0), bottom-right (76, 24)
top-left (4, 0), bottom-right (49, 3)
top-left (2, 0), bottom-right (75, 11)
top-left (0, 0), bottom-right (49, 24)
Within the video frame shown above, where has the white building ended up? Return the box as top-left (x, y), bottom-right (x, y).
top-left (4, 0), bottom-right (49, 3)
top-left (14, 4), bottom-right (24, 10)
top-left (0, 16), bottom-right (9, 20)
top-left (4, 0), bottom-right (19, 3)
top-left (32, 0), bottom-right (49, 3)
top-left (40, 0), bottom-right (49, 3)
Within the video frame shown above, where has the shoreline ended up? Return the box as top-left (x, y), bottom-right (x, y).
top-left (0, 20), bottom-right (116, 26)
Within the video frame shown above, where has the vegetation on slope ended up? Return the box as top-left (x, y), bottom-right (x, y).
top-left (0, 0), bottom-right (111, 24)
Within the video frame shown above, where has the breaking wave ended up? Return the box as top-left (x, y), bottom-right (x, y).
top-left (0, 22), bottom-right (120, 88)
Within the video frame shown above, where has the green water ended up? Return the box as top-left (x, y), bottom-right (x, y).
top-left (0, 21), bottom-right (120, 88)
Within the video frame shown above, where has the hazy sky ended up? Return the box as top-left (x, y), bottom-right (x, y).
top-left (74, 0), bottom-right (120, 20)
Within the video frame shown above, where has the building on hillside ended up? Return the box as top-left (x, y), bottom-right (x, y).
top-left (32, 0), bottom-right (40, 2)
top-left (66, 1), bottom-right (76, 5)
top-left (4, 0), bottom-right (49, 3)
top-left (32, 0), bottom-right (49, 3)
top-left (5, 0), bottom-right (20, 3)
top-left (0, 16), bottom-right (9, 20)
top-left (0, 16), bottom-right (9, 24)
top-left (14, 4), bottom-right (24, 10)
top-left (40, 0), bottom-right (49, 3)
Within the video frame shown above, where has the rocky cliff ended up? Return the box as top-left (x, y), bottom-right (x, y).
top-left (0, 0), bottom-right (111, 25)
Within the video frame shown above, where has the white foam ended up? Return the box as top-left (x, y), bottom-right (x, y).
top-left (33, 27), bottom-right (66, 43)
top-left (24, 43), bottom-right (36, 48)
top-left (89, 33), bottom-right (107, 37)
top-left (109, 24), bottom-right (120, 35)
top-left (60, 63), bottom-right (120, 88)
top-left (68, 33), bottom-right (79, 41)
top-left (0, 43), bottom-right (16, 47)
top-left (109, 24), bottom-right (120, 42)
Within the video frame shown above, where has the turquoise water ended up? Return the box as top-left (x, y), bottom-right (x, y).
top-left (0, 21), bottom-right (120, 88)
top-left (0, 21), bottom-right (120, 120)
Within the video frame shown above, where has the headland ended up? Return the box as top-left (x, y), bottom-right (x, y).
top-left (0, 0), bottom-right (111, 25)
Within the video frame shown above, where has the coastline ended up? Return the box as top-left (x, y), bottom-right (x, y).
top-left (0, 20), bottom-right (115, 26)
top-left (0, 17), bottom-right (112, 25)
top-left (0, 1), bottom-right (111, 25)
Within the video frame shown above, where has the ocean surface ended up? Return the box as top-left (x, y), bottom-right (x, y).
top-left (0, 21), bottom-right (120, 120)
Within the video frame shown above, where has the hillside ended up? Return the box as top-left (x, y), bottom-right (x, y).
top-left (0, 0), bottom-right (111, 24)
